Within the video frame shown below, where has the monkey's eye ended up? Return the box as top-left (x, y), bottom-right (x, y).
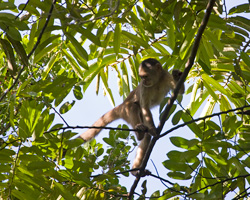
top-left (140, 76), bottom-right (148, 80)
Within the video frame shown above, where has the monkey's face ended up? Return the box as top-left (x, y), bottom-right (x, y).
top-left (139, 63), bottom-right (162, 87)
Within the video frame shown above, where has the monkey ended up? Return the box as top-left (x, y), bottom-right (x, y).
top-left (79, 58), bottom-right (185, 176)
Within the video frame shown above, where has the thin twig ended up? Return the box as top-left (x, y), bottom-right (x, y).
top-left (44, 125), bottom-right (137, 134)
top-left (50, 106), bottom-right (69, 127)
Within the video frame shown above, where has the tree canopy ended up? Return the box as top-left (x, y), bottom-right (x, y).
top-left (0, 0), bottom-right (250, 199)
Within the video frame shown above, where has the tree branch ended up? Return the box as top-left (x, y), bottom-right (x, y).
top-left (159, 104), bottom-right (250, 138)
top-left (128, 0), bottom-right (216, 198)
top-left (44, 125), bottom-right (138, 135)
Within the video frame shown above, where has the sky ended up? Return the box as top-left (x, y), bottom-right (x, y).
top-left (53, 0), bottom-right (250, 198)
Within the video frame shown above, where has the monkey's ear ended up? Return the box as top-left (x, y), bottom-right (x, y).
top-left (155, 63), bottom-right (162, 70)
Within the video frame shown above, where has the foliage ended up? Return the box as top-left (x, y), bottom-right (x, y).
top-left (0, 0), bottom-right (250, 199)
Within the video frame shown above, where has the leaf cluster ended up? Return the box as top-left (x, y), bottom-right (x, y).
top-left (0, 0), bottom-right (250, 199)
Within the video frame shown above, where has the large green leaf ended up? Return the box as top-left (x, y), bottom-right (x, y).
top-left (19, 101), bottom-right (43, 139)
top-left (65, 32), bottom-right (88, 61)
top-left (0, 38), bottom-right (17, 75)
top-left (62, 49), bottom-right (84, 80)
top-left (202, 74), bottom-right (230, 97)
top-left (122, 30), bottom-right (150, 49)
top-left (114, 23), bottom-right (121, 55)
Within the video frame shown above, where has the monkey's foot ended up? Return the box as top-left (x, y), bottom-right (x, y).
top-left (132, 169), bottom-right (151, 177)
top-left (135, 124), bottom-right (148, 140)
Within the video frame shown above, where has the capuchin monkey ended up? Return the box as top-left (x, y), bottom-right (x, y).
top-left (79, 58), bottom-right (185, 176)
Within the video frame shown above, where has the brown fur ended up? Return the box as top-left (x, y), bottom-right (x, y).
top-left (79, 58), bottom-right (184, 176)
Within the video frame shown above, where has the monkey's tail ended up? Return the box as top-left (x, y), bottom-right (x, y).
top-left (79, 106), bottom-right (121, 141)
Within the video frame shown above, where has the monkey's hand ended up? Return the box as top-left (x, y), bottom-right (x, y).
top-left (135, 123), bottom-right (148, 140)
top-left (148, 127), bottom-right (157, 137)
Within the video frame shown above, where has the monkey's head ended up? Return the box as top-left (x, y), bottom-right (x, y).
top-left (139, 58), bottom-right (163, 87)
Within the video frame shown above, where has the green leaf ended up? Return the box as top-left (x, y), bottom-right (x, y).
top-left (230, 16), bottom-right (250, 33)
top-left (202, 74), bottom-right (230, 96)
top-left (7, 35), bottom-right (29, 66)
top-left (76, 26), bottom-right (101, 46)
top-left (42, 52), bottom-right (59, 80)
top-left (129, 10), bottom-right (150, 39)
top-left (198, 59), bottom-right (211, 75)
top-left (100, 69), bottom-right (115, 107)
top-left (65, 32), bottom-right (88, 60)
top-left (166, 18), bottom-right (175, 50)
top-left (19, 100), bottom-right (43, 139)
top-left (170, 136), bottom-right (199, 149)
top-left (59, 100), bottom-right (75, 114)
top-left (33, 43), bottom-right (59, 63)
top-left (206, 13), bottom-right (228, 30)
top-left (62, 49), bottom-right (84, 80)
top-left (241, 52), bottom-right (250, 67)
top-left (200, 98), bottom-right (215, 118)
top-left (27, 22), bottom-right (37, 53)
top-left (12, 190), bottom-right (35, 200)
top-left (232, 93), bottom-right (244, 98)
top-left (181, 111), bottom-right (202, 138)
top-left (54, 182), bottom-right (76, 200)
top-left (122, 31), bottom-right (150, 49)
top-left (167, 171), bottom-right (189, 180)
top-left (0, 2), bottom-right (16, 10)
top-left (5, 27), bottom-right (22, 41)
top-left (0, 38), bottom-right (17, 75)
top-left (202, 80), bottom-right (219, 102)
top-left (73, 86), bottom-right (83, 100)
top-left (114, 23), bottom-right (121, 55)
top-left (204, 30), bottom-right (224, 51)
top-left (68, 43), bottom-right (88, 69)
top-left (180, 28), bottom-right (197, 59)
top-left (229, 3), bottom-right (250, 15)
top-left (167, 150), bottom-right (199, 162)
top-left (120, 61), bottom-right (130, 98)
top-left (172, 110), bottom-right (183, 125)
top-left (206, 149), bottom-right (228, 165)
top-left (27, 161), bottom-right (55, 170)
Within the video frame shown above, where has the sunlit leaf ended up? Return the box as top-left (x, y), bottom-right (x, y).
top-left (59, 100), bottom-right (75, 114)
top-left (202, 74), bottom-right (230, 96)
top-left (170, 136), bottom-right (199, 149)
top-left (241, 51), bottom-right (250, 67)
top-left (100, 69), bottom-right (115, 107)
top-left (229, 3), bottom-right (250, 15)
top-left (114, 23), bottom-right (121, 55)
top-left (62, 49), bottom-right (84, 80)
top-left (7, 35), bottom-right (28, 66)
top-left (122, 31), bottom-right (150, 49)
top-left (42, 52), bottom-right (59, 80)
top-left (180, 28), bottom-right (197, 59)
top-left (0, 38), bottom-right (17, 75)
top-left (65, 32), bottom-right (88, 60)
top-left (33, 43), bottom-right (59, 63)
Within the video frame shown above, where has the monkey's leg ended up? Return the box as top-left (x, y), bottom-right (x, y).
top-left (131, 133), bottom-right (151, 176)
top-left (123, 102), bottom-right (147, 140)
top-left (141, 107), bottom-right (157, 137)
top-left (79, 106), bottom-right (120, 141)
